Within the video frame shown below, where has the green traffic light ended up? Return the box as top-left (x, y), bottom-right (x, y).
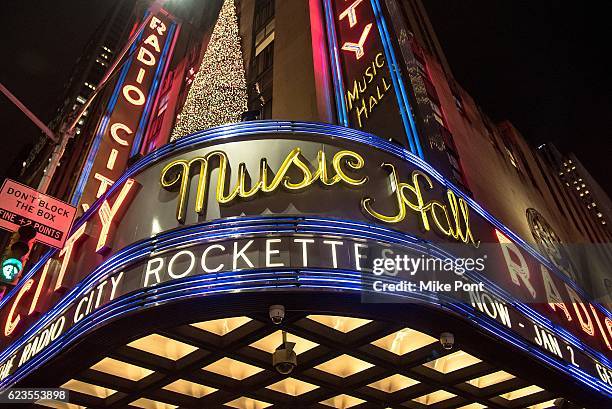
top-left (1, 258), bottom-right (23, 282)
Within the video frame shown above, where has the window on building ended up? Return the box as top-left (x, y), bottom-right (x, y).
top-left (514, 148), bottom-right (543, 194)
top-left (253, 42), bottom-right (274, 77)
top-left (447, 152), bottom-right (460, 170)
top-left (440, 127), bottom-right (469, 192)
top-left (505, 147), bottom-right (518, 168)
top-left (249, 0), bottom-right (275, 119)
top-left (476, 106), bottom-right (503, 155)
top-left (261, 98), bottom-right (273, 119)
top-left (449, 81), bottom-right (466, 116)
top-left (255, 19), bottom-right (275, 56)
top-left (254, 0), bottom-right (274, 31)
top-left (422, 76), bottom-right (439, 103)
top-left (452, 93), bottom-right (464, 112)
top-left (430, 101), bottom-right (445, 127)
top-left (415, 58), bottom-right (427, 77)
top-left (500, 134), bottom-right (520, 170)
top-left (417, 68), bottom-right (446, 127)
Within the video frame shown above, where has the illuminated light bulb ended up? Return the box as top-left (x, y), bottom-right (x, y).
top-left (171, 0), bottom-right (247, 140)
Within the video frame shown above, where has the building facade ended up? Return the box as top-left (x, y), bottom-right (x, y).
top-left (18, 0), bottom-right (138, 192)
top-left (0, 1), bottom-right (610, 408)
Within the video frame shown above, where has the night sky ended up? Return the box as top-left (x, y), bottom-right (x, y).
top-left (424, 1), bottom-right (611, 194)
top-left (1, 1), bottom-right (610, 194)
top-left (0, 0), bottom-right (119, 179)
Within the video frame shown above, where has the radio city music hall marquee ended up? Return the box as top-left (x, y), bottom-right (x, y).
top-left (0, 127), bottom-right (610, 389)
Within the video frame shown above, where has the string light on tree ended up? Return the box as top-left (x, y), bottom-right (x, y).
top-left (171, 0), bottom-right (248, 140)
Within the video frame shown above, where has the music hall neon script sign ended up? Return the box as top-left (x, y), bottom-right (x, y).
top-left (158, 146), bottom-right (612, 357)
top-left (0, 143), bottom-right (611, 384)
top-left (160, 148), bottom-right (478, 247)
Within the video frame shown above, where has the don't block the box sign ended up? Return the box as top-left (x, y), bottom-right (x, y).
top-left (0, 180), bottom-right (77, 249)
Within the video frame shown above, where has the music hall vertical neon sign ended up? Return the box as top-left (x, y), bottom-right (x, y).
top-left (322, 0), bottom-right (423, 157)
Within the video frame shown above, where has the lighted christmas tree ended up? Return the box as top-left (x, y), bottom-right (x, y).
top-left (171, 0), bottom-right (248, 140)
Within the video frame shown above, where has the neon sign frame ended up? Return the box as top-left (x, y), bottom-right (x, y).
top-left (0, 216), bottom-right (610, 397)
top-left (322, 0), bottom-right (424, 158)
top-left (0, 121), bottom-right (609, 395)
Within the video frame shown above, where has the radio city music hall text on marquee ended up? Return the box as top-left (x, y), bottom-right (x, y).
top-left (0, 143), bottom-right (611, 385)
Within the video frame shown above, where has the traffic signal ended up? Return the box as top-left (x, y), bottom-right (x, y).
top-left (1, 225), bottom-right (36, 284)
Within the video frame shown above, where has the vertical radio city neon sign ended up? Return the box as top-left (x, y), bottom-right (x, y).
top-left (0, 9), bottom-right (178, 346)
top-left (73, 12), bottom-right (176, 211)
top-left (0, 8), bottom-right (176, 345)
top-left (339, 0), bottom-right (372, 59)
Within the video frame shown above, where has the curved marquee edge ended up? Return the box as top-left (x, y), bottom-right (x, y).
top-left (0, 216), bottom-right (610, 396)
top-left (4, 121), bottom-right (604, 320)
